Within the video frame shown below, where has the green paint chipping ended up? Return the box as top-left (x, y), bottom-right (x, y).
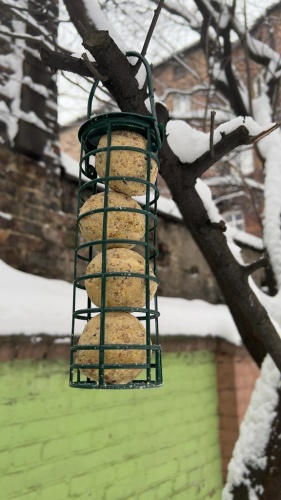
top-left (0, 351), bottom-right (223, 499)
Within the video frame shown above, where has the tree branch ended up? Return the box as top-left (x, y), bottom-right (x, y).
top-left (210, 110), bottom-right (216, 159)
top-left (82, 30), bottom-right (148, 114)
top-left (132, 0), bottom-right (165, 75)
top-left (243, 257), bottom-right (269, 277)
top-left (221, 26), bottom-right (248, 116)
top-left (40, 47), bottom-right (95, 77)
top-left (182, 122), bottom-right (280, 181)
top-left (141, 0), bottom-right (164, 58)
top-left (81, 52), bottom-right (109, 82)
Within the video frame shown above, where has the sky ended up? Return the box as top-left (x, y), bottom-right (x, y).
top-left (58, 0), bottom-right (279, 125)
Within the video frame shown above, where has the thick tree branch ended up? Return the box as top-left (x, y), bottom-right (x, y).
top-left (61, 0), bottom-right (96, 39)
top-left (141, 0), bottom-right (164, 58)
top-left (196, 4), bottom-right (248, 115)
top-left (221, 26), bottom-right (248, 116)
top-left (82, 30), bottom-right (148, 114)
top-left (81, 52), bottom-right (109, 82)
top-left (179, 122), bottom-right (280, 181)
top-left (229, 386), bottom-right (281, 498)
top-left (243, 257), bottom-right (269, 277)
top-left (40, 47), bottom-right (95, 77)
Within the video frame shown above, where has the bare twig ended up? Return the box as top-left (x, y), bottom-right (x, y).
top-left (242, 0), bottom-right (254, 116)
top-left (141, 0), bottom-right (164, 57)
top-left (250, 122), bottom-right (281, 143)
top-left (133, 0), bottom-right (164, 74)
top-left (82, 53), bottom-right (109, 82)
top-left (210, 110), bottom-right (216, 159)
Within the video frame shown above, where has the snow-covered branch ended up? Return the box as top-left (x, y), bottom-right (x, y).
top-left (166, 117), bottom-right (279, 173)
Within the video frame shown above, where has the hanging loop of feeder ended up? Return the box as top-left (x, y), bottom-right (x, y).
top-left (69, 51), bottom-right (163, 389)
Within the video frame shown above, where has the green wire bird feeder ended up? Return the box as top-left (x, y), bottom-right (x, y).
top-left (69, 52), bottom-right (163, 389)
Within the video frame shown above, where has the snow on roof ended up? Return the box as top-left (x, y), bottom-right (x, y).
top-left (205, 175), bottom-right (264, 191)
top-left (0, 259), bottom-right (240, 345)
top-left (227, 227), bottom-right (264, 251)
top-left (60, 151), bottom-right (85, 181)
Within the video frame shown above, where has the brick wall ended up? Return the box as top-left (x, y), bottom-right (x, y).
top-left (0, 350), bottom-right (223, 500)
top-left (215, 341), bottom-right (260, 480)
top-left (0, 147), bottom-right (78, 282)
top-left (0, 145), bottom-right (229, 302)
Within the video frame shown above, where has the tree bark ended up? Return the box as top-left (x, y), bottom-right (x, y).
top-left (228, 388), bottom-right (281, 499)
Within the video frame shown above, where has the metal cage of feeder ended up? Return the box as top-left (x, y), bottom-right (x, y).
top-left (69, 52), bottom-right (163, 389)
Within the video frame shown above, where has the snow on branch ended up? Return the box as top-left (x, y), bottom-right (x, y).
top-left (63, 0), bottom-right (128, 54)
top-left (223, 355), bottom-right (281, 499)
top-left (166, 116), bottom-right (279, 169)
top-left (231, 15), bottom-right (281, 71)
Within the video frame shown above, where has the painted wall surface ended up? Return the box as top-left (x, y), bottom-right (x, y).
top-left (0, 351), bottom-right (222, 499)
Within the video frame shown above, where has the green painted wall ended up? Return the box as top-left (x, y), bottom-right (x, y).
top-left (0, 351), bottom-right (223, 499)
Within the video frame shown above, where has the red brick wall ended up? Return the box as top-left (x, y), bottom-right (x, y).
top-left (216, 341), bottom-right (260, 480)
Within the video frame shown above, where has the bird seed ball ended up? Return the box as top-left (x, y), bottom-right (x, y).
top-left (79, 191), bottom-right (145, 249)
top-left (75, 312), bottom-right (146, 384)
top-left (85, 248), bottom-right (158, 307)
top-left (95, 130), bottom-right (158, 196)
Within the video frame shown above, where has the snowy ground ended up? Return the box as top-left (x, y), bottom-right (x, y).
top-left (0, 259), bottom-right (240, 344)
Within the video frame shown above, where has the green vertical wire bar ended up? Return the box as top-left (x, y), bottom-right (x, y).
top-left (87, 79), bottom-right (99, 120)
top-left (70, 130), bottom-right (88, 385)
top-left (99, 120), bottom-right (113, 386)
top-left (145, 126), bottom-right (152, 384)
top-left (153, 184), bottom-right (161, 384)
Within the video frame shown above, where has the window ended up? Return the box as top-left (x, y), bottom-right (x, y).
top-left (240, 148), bottom-right (254, 175)
top-left (172, 93), bottom-right (190, 117)
top-left (223, 210), bottom-right (244, 231)
top-left (174, 65), bottom-right (185, 80)
top-left (231, 147), bottom-right (254, 175)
